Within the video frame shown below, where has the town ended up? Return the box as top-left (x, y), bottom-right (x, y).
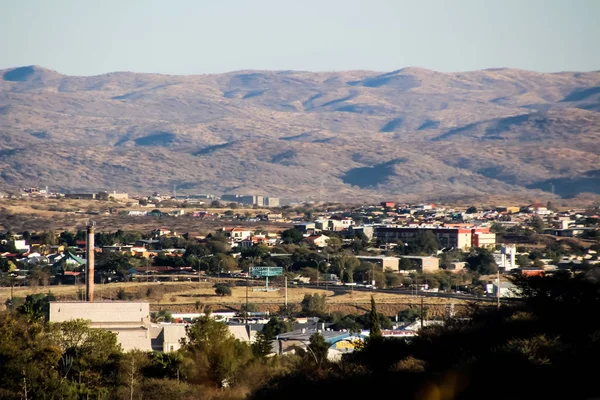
top-left (1, 192), bottom-right (599, 342)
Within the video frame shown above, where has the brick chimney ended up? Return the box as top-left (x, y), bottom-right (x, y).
top-left (86, 221), bottom-right (95, 302)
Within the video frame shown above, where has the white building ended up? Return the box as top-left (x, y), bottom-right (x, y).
top-left (493, 244), bottom-right (517, 271)
top-left (49, 302), bottom-right (152, 351)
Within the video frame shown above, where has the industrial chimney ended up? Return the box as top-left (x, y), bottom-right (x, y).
top-left (86, 220), bottom-right (95, 302)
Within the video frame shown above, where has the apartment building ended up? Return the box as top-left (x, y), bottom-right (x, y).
top-left (373, 226), bottom-right (495, 251)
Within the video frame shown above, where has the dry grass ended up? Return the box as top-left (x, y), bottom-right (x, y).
top-left (0, 280), bottom-right (467, 313)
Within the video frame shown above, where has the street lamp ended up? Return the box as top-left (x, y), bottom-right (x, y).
top-left (217, 259), bottom-right (224, 283)
top-left (313, 258), bottom-right (330, 287)
top-left (198, 254), bottom-right (215, 284)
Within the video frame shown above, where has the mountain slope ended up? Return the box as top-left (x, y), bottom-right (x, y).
top-left (1, 65), bottom-right (599, 202)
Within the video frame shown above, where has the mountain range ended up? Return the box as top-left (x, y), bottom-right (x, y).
top-left (1, 65), bottom-right (599, 203)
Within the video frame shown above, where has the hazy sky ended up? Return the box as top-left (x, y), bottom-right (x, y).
top-left (1, 0), bottom-right (599, 76)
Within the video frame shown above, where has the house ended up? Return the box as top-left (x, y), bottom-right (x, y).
top-left (221, 227), bottom-right (253, 242)
top-left (302, 234), bottom-right (329, 248)
top-left (267, 213), bottom-right (285, 222)
top-left (52, 251), bottom-right (86, 273)
top-left (381, 202), bottom-right (395, 208)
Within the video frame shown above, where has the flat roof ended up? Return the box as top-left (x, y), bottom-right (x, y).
top-left (276, 328), bottom-right (353, 343)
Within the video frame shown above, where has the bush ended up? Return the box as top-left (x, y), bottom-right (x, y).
top-left (214, 284), bottom-right (232, 296)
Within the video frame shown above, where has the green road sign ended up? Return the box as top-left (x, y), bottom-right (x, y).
top-left (249, 266), bottom-right (283, 277)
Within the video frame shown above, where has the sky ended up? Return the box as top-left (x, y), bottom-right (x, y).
top-left (1, 0), bottom-right (599, 76)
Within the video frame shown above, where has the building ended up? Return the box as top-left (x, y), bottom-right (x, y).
top-left (264, 197), bottom-right (280, 207)
top-left (49, 302), bottom-right (152, 351)
top-left (492, 282), bottom-right (519, 298)
top-left (221, 194), bottom-right (279, 207)
top-left (472, 228), bottom-right (497, 249)
top-left (97, 191), bottom-right (129, 201)
top-left (221, 227), bottom-right (253, 242)
top-left (493, 244), bottom-right (517, 271)
top-left (64, 193), bottom-right (97, 200)
top-left (267, 213), bottom-right (285, 222)
top-left (351, 225), bottom-right (375, 240)
top-left (316, 218), bottom-right (355, 232)
top-left (446, 261), bottom-right (467, 272)
top-left (398, 255), bottom-right (440, 272)
top-left (302, 234), bottom-right (329, 248)
top-left (356, 256), bottom-right (400, 271)
top-left (151, 323), bottom-right (254, 352)
top-left (373, 226), bottom-right (495, 251)
top-left (495, 206), bottom-right (520, 214)
top-left (293, 222), bottom-right (317, 234)
top-left (381, 202), bottom-right (395, 208)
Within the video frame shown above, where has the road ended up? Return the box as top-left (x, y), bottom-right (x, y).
top-left (300, 283), bottom-right (501, 303)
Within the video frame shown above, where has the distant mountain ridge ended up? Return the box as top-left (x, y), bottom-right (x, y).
top-left (0, 65), bottom-right (599, 202)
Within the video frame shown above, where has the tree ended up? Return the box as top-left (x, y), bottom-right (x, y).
top-left (262, 317), bottom-right (293, 339)
top-left (516, 254), bottom-right (532, 268)
top-left (308, 332), bottom-right (329, 366)
top-left (466, 206), bottom-right (478, 214)
top-left (182, 315), bottom-right (252, 387)
top-left (466, 248), bottom-right (498, 274)
top-left (252, 331), bottom-right (273, 358)
top-left (411, 231), bottom-right (439, 254)
top-left (52, 319), bottom-right (121, 395)
top-left (369, 296), bottom-right (382, 339)
top-left (397, 308), bottom-right (420, 323)
top-left (151, 310), bottom-right (173, 323)
top-left (214, 284), bottom-right (232, 296)
top-left (300, 293), bottom-right (326, 316)
top-left (385, 270), bottom-right (401, 288)
top-left (530, 216), bottom-right (546, 234)
top-left (281, 228), bottom-right (303, 245)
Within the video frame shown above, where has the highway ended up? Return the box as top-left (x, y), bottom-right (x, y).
top-left (298, 283), bottom-right (501, 303)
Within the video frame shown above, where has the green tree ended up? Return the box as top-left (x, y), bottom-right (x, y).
top-left (262, 317), bottom-right (293, 339)
top-left (182, 315), bottom-right (252, 387)
top-left (466, 206), bottom-right (478, 213)
top-left (397, 308), bottom-right (420, 323)
top-left (252, 331), bottom-right (273, 358)
top-left (466, 248), bottom-right (498, 274)
top-left (300, 293), bottom-right (327, 316)
top-left (530, 216), bottom-right (546, 234)
top-left (369, 296), bottom-right (382, 339)
top-left (151, 310), bottom-right (173, 322)
top-left (281, 228), bottom-right (304, 245)
top-left (52, 319), bottom-right (121, 396)
top-left (214, 283), bottom-right (232, 296)
top-left (307, 332), bottom-right (329, 366)
top-left (411, 231), bottom-right (440, 254)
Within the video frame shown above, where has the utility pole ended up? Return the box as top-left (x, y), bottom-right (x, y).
top-left (245, 274), bottom-right (250, 327)
top-left (497, 269), bottom-right (501, 310)
top-left (420, 295), bottom-right (424, 330)
top-left (284, 275), bottom-right (288, 315)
